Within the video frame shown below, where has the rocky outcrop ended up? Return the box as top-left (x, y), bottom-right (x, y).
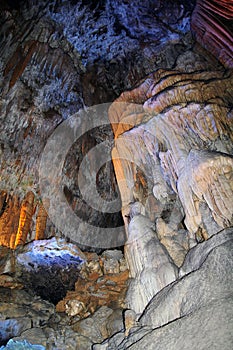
top-left (191, 0), bottom-right (233, 68)
top-left (0, 1), bottom-right (232, 349)
top-left (0, 240), bottom-right (129, 349)
top-left (109, 46), bottom-right (233, 318)
top-left (94, 230), bottom-right (233, 349)
top-left (56, 249), bottom-right (128, 319)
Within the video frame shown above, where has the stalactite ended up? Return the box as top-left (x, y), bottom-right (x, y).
top-left (4, 41), bottom-right (39, 89)
top-left (35, 201), bottom-right (48, 240)
top-left (191, 0), bottom-right (233, 68)
top-left (14, 191), bottom-right (35, 248)
top-left (0, 194), bottom-right (20, 248)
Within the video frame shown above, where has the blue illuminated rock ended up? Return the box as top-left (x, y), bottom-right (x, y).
top-left (15, 237), bottom-right (86, 304)
top-left (0, 340), bottom-right (45, 350)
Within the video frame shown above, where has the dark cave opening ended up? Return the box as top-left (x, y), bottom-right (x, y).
top-left (19, 265), bottom-right (81, 305)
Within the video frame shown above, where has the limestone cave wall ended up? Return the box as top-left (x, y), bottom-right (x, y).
top-left (0, 0), bottom-right (195, 248)
top-left (0, 0), bottom-right (233, 349)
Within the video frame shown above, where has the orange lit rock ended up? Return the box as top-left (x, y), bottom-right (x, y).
top-left (0, 192), bottom-right (50, 248)
top-left (14, 191), bottom-right (35, 248)
top-left (0, 194), bottom-right (20, 248)
top-left (4, 41), bottom-right (39, 89)
top-left (56, 251), bottom-right (129, 319)
top-left (110, 50), bottom-right (233, 241)
top-left (56, 270), bottom-right (128, 317)
top-left (109, 69), bottom-right (233, 138)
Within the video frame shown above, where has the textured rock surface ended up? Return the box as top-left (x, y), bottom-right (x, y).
top-left (0, 0), bottom-right (195, 246)
top-left (14, 237), bottom-right (86, 304)
top-left (111, 85), bottom-right (233, 242)
top-left (0, 241), bottom-right (128, 349)
top-left (56, 249), bottom-right (128, 319)
top-left (109, 47), bottom-right (233, 316)
top-left (140, 232), bottom-right (233, 329)
top-left (0, 288), bottom-right (54, 346)
top-left (0, 1), bottom-right (233, 349)
top-left (179, 228), bottom-right (233, 277)
top-left (110, 52), bottom-right (233, 235)
top-left (94, 236), bottom-right (233, 349)
top-left (191, 0), bottom-right (233, 68)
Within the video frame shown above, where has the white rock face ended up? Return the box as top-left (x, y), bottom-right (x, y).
top-left (65, 300), bottom-right (86, 317)
top-left (125, 215), bottom-right (178, 314)
top-left (179, 228), bottom-right (233, 277)
top-left (177, 149), bottom-right (233, 237)
top-left (94, 233), bottom-right (233, 350)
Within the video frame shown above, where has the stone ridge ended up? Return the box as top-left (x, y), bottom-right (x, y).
top-left (191, 0), bottom-right (233, 68)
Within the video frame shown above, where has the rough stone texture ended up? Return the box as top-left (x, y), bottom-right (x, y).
top-left (56, 268), bottom-right (128, 319)
top-left (15, 237), bottom-right (86, 304)
top-left (0, 0), bottom-right (195, 246)
top-left (12, 324), bottom-right (94, 350)
top-left (121, 299), bottom-right (233, 350)
top-left (0, 241), bottom-right (129, 349)
top-left (179, 228), bottom-right (233, 277)
top-left (94, 238), bottom-right (233, 349)
top-left (71, 306), bottom-right (124, 343)
top-left (0, 288), bottom-right (54, 346)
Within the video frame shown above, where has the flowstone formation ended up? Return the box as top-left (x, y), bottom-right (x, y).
top-left (109, 46), bottom-right (233, 314)
top-left (0, 0), bottom-right (233, 349)
top-left (94, 230), bottom-right (233, 350)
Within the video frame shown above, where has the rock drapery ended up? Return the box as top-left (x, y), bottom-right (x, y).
top-left (110, 48), bottom-right (233, 313)
top-left (0, 0), bottom-right (233, 349)
top-left (191, 0), bottom-right (233, 68)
